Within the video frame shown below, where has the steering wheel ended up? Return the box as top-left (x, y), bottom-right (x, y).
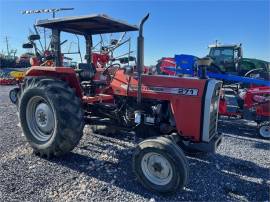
top-left (245, 68), bottom-right (270, 81)
top-left (40, 54), bottom-right (55, 66)
top-left (102, 63), bottom-right (121, 80)
top-left (244, 68), bottom-right (264, 78)
top-left (40, 60), bottom-right (53, 66)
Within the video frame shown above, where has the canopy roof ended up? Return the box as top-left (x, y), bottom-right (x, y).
top-left (36, 14), bottom-right (139, 35)
top-left (208, 44), bottom-right (241, 49)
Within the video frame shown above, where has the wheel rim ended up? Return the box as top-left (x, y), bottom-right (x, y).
top-left (26, 96), bottom-right (55, 142)
top-left (141, 152), bottom-right (173, 186)
top-left (9, 89), bottom-right (17, 104)
top-left (260, 125), bottom-right (270, 138)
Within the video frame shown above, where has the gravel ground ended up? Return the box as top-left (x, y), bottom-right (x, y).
top-left (0, 85), bottom-right (269, 201)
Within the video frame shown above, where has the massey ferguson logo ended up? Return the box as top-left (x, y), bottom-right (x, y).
top-left (178, 88), bottom-right (198, 96)
top-left (121, 84), bottom-right (199, 96)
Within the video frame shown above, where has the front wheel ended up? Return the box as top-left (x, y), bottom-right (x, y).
top-left (133, 136), bottom-right (189, 194)
top-left (9, 87), bottom-right (19, 104)
top-left (18, 78), bottom-right (84, 158)
top-left (258, 122), bottom-right (270, 139)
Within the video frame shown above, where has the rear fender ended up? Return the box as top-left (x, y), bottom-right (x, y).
top-left (25, 66), bottom-right (83, 98)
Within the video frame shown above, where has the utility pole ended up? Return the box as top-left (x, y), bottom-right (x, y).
top-left (5, 36), bottom-right (10, 56)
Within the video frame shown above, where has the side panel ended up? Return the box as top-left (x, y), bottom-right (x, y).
top-left (25, 66), bottom-right (83, 97)
top-left (170, 97), bottom-right (203, 141)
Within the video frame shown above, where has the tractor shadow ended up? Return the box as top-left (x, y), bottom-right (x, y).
top-left (218, 118), bottom-right (270, 150)
top-left (48, 128), bottom-right (270, 201)
top-left (185, 153), bottom-right (269, 201)
top-left (218, 118), bottom-right (258, 139)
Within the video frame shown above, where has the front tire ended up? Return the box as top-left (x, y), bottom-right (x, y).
top-left (9, 87), bottom-right (19, 104)
top-left (133, 136), bottom-right (189, 194)
top-left (18, 77), bottom-right (84, 158)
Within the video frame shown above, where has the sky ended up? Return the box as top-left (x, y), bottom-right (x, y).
top-left (0, 0), bottom-right (269, 65)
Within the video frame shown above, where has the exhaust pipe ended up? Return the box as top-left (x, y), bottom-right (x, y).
top-left (137, 13), bottom-right (150, 105)
top-left (197, 57), bottom-right (213, 79)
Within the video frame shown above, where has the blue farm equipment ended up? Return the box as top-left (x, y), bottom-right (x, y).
top-left (158, 54), bottom-right (270, 87)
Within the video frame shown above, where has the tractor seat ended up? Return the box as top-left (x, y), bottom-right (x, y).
top-left (76, 63), bottom-right (96, 81)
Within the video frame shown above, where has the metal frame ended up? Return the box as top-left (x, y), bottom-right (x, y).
top-left (51, 29), bottom-right (61, 66)
top-left (37, 14), bottom-right (139, 67)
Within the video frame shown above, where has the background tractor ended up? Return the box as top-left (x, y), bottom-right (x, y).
top-left (11, 13), bottom-right (222, 193)
top-left (208, 42), bottom-right (269, 81)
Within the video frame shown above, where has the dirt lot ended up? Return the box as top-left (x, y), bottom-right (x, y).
top-left (0, 85), bottom-right (269, 201)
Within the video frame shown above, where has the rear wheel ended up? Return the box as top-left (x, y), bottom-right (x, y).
top-left (258, 122), bottom-right (270, 139)
top-left (18, 77), bottom-right (84, 158)
top-left (133, 136), bottom-right (188, 194)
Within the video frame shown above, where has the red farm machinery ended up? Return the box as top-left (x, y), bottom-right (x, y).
top-left (218, 86), bottom-right (270, 138)
top-left (11, 14), bottom-right (223, 193)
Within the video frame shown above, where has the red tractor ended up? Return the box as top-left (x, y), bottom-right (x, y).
top-left (12, 14), bottom-right (222, 193)
top-left (219, 86), bottom-right (270, 138)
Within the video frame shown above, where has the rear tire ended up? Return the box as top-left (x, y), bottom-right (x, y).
top-left (18, 77), bottom-right (84, 158)
top-left (258, 121), bottom-right (270, 139)
top-left (133, 136), bottom-right (189, 194)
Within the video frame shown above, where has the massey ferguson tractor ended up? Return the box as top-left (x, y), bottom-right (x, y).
top-left (11, 13), bottom-right (222, 193)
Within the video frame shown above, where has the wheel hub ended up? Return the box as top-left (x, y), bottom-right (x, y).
top-left (35, 103), bottom-right (54, 133)
top-left (152, 162), bottom-right (163, 173)
top-left (141, 152), bottom-right (173, 185)
top-left (26, 96), bottom-right (55, 142)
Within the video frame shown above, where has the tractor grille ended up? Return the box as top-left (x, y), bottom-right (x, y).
top-left (209, 84), bottom-right (221, 139)
top-left (202, 80), bottom-right (222, 142)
